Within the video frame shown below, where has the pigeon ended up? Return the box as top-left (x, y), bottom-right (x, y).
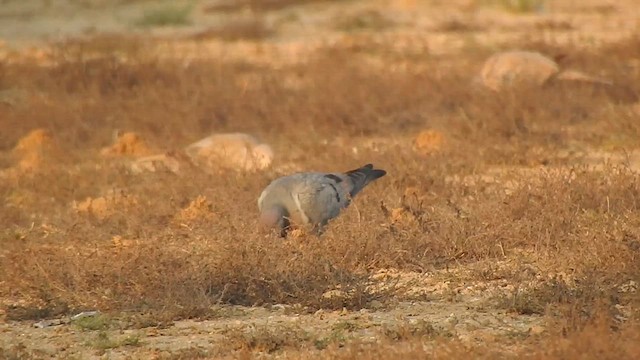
top-left (258, 164), bottom-right (387, 237)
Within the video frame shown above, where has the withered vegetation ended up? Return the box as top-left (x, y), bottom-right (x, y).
top-left (1, 31), bottom-right (639, 358)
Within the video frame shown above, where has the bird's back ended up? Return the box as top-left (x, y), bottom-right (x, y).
top-left (258, 164), bottom-right (386, 235)
top-left (259, 172), bottom-right (345, 226)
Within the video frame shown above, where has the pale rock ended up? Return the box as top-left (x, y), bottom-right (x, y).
top-left (185, 132), bottom-right (273, 172)
top-left (480, 50), bottom-right (560, 91)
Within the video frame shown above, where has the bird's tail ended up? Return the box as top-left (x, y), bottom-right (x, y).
top-left (345, 164), bottom-right (387, 197)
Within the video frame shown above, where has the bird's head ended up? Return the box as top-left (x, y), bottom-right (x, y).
top-left (259, 205), bottom-right (290, 237)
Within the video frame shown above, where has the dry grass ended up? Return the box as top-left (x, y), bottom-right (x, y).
top-left (283, 318), bottom-right (640, 360)
top-left (190, 16), bottom-right (275, 41)
top-left (1, 32), bottom-right (640, 358)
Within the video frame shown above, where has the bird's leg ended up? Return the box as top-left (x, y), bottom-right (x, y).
top-left (312, 222), bottom-right (327, 237)
top-left (279, 216), bottom-right (292, 238)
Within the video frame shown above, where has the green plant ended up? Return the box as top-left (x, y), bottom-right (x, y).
top-left (477, 0), bottom-right (545, 13)
top-left (89, 331), bottom-right (141, 350)
top-left (502, 0), bottom-right (545, 12)
top-left (135, 3), bottom-right (194, 27)
top-left (73, 314), bottom-right (112, 331)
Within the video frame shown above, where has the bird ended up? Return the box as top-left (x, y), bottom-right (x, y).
top-left (257, 163), bottom-right (387, 237)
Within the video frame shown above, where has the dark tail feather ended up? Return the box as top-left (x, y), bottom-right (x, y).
top-left (345, 164), bottom-right (387, 197)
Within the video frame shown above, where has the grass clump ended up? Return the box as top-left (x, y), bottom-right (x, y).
top-left (223, 324), bottom-right (311, 354)
top-left (204, 0), bottom-right (340, 13)
top-left (73, 314), bottom-right (112, 331)
top-left (380, 319), bottom-right (450, 341)
top-left (477, 0), bottom-right (545, 13)
top-left (89, 331), bottom-right (141, 350)
top-left (135, 3), bottom-right (194, 28)
top-left (313, 330), bottom-right (349, 350)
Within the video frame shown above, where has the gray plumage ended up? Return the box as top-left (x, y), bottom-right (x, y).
top-left (258, 164), bottom-right (387, 237)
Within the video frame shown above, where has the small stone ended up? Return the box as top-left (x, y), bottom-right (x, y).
top-left (619, 280), bottom-right (637, 293)
top-left (446, 313), bottom-right (459, 326)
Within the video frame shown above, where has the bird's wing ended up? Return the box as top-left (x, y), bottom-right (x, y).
top-left (292, 174), bottom-right (350, 226)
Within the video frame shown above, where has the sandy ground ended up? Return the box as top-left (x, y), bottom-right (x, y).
top-left (1, 260), bottom-right (547, 359)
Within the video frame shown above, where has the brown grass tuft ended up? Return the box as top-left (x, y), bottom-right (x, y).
top-left (100, 131), bottom-right (155, 157)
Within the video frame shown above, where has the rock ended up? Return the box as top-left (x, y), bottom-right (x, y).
top-left (70, 311), bottom-right (100, 321)
top-left (446, 313), bottom-right (459, 327)
top-left (555, 69), bottom-right (612, 85)
top-left (32, 311), bottom-right (98, 328)
top-left (413, 129), bottom-right (446, 155)
top-left (129, 150), bottom-right (193, 174)
top-left (480, 51), bottom-right (560, 91)
top-left (618, 280), bottom-right (637, 293)
top-left (479, 50), bottom-right (619, 92)
top-left (100, 131), bottom-right (155, 157)
top-left (184, 132), bottom-right (273, 172)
